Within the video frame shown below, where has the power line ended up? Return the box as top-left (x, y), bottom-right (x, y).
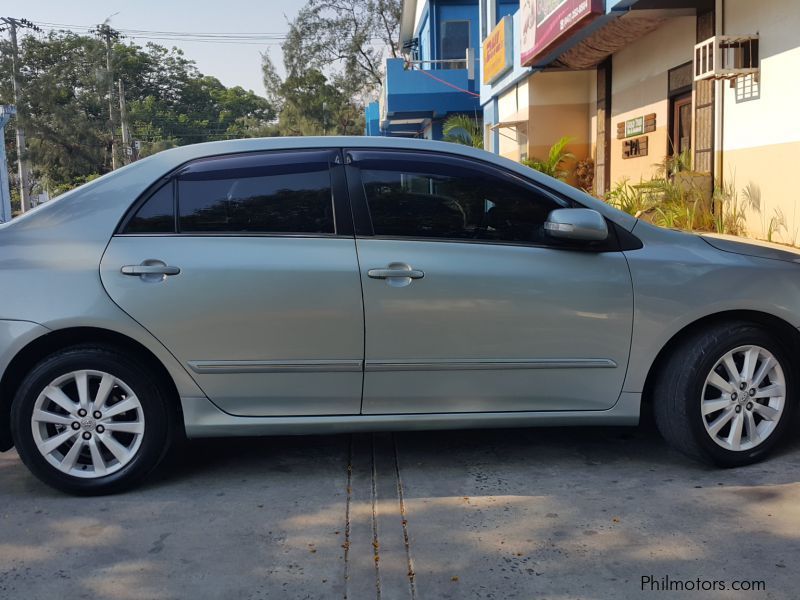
top-left (405, 61), bottom-right (480, 98)
top-left (32, 21), bottom-right (288, 36)
top-left (32, 21), bottom-right (290, 40)
top-left (29, 20), bottom-right (387, 46)
top-left (120, 37), bottom-right (284, 45)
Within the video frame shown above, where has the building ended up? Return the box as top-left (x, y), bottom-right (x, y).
top-left (366, 0), bottom-right (483, 139)
top-left (480, 0), bottom-right (800, 241)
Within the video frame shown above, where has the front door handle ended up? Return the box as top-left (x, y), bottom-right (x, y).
top-left (121, 259), bottom-right (180, 282)
top-left (367, 268), bottom-right (424, 280)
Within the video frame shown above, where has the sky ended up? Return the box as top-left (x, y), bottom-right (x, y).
top-left (18, 0), bottom-right (307, 96)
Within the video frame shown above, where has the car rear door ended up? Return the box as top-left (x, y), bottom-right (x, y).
top-left (100, 149), bottom-right (364, 416)
top-left (345, 148), bottom-right (634, 414)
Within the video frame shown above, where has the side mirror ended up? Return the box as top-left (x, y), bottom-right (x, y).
top-left (544, 208), bottom-right (608, 242)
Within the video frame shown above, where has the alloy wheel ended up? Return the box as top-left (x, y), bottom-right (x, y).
top-left (701, 345), bottom-right (785, 452)
top-left (30, 370), bottom-right (145, 478)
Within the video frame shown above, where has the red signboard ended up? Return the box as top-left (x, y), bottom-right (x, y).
top-left (520, 0), bottom-right (604, 66)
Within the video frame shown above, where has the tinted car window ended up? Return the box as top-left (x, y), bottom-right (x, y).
top-left (360, 162), bottom-right (563, 244)
top-left (177, 155), bottom-right (335, 234)
top-left (124, 181), bottom-right (175, 233)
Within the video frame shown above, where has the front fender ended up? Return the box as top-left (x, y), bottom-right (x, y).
top-left (623, 223), bottom-right (800, 393)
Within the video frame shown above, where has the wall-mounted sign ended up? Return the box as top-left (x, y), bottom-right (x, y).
top-left (617, 113), bottom-right (656, 139)
top-left (626, 116), bottom-right (644, 137)
top-left (520, 0), bottom-right (604, 66)
top-left (483, 16), bottom-right (513, 85)
top-left (623, 136), bottom-right (649, 159)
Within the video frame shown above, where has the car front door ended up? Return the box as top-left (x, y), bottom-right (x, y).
top-left (346, 149), bottom-right (634, 414)
top-left (100, 149), bottom-right (364, 416)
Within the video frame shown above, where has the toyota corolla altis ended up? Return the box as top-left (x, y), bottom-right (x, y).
top-left (0, 137), bottom-right (797, 494)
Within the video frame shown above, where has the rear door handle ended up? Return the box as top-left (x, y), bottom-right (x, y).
top-left (121, 260), bottom-right (180, 282)
top-left (121, 265), bottom-right (181, 276)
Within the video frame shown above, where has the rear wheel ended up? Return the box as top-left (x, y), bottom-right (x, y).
top-left (11, 345), bottom-right (174, 494)
top-left (654, 322), bottom-right (795, 466)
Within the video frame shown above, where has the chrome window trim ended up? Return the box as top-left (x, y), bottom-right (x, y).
top-left (356, 234), bottom-right (617, 252)
top-left (112, 232), bottom-right (350, 239)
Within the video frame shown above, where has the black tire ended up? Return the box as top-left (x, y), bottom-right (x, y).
top-left (654, 321), bottom-right (796, 467)
top-left (11, 345), bottom-right (175, 495)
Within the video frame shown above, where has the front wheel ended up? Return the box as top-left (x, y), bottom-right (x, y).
top-left (654, 322), bottom-right (796, 467)
top-left (11, 345), bottom-right (174, 495)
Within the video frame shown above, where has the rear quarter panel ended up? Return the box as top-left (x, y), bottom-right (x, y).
top-left (0, 158), bottom-right (206, 399)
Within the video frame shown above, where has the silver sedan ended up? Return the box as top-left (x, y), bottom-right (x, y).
top-left (1, 137), bottom-right (797, 494)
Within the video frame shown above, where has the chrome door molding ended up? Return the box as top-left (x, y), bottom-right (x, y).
top-left (365, 358), bottom-right (617, 372)
top-left (188, 359), bottom-right (364, 374)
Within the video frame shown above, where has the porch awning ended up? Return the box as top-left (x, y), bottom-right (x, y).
top-left (489, 119), bottom-right (528, 130)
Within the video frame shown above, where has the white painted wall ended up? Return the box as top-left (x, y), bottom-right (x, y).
top-left (720, 0), bottom-right (800, 243)
top-left (415, 0), bottom-right (429, 34)
top-left (721, 0), bottom-right (800, 152)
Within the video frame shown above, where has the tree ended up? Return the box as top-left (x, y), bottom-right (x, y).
top-left (284, 0), bottom-right (401, 98)
top-left (261, 51), bottom-right (285, 114)
top-left (259, 0), bottom-right (400, 136)
top-left (0, 32), bottom-right (111, 188)
top-left (0, 30), bottom-right (276, 194)
top-left (262, 41), bottom-right (365, 136)
top-left (270, 66), bottom-right (363, 136)
top-left (443, 114), bottom-right (484, 149)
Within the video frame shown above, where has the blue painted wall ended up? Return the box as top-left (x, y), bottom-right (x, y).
top-left (365, 101), bottom-right (381, 136)
top-left (383, 58), bottom-right (479, 117)
top-left (434, 1), bottom-right (480, 62)
top-left (497, 0), bottom-right (518, 21)
top-left (365, 0), bottom-right (482, 139)
top-left (414, 0), bottom-right (480, 63)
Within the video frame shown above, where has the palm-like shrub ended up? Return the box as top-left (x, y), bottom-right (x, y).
top-left (522, 136), bottom-right (575, 181)
top-left (442, 114), bottom-right (484, 149)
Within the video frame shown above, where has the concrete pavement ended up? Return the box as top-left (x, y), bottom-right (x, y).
top-left (1, 422), bottom-right (799, 599)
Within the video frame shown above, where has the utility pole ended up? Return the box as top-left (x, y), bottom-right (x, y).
top-left (0, 106), bottom-right (15, 222)
top-left (1, 17), bottom-right (41, 213)
top-left (118, 79), bottom-right (132, 164)
top-left (93, 23), bottom-right (121, 169)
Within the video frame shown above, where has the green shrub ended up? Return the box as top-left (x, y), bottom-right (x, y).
top-left (522, 136), bottom-right (575, 181)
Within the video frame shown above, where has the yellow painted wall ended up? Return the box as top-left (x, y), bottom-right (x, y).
top-left (609, 16), bottom-right (696, 185)
top-left (722, 141), bottom-right (800, 244)
top-left (526, 70), bottom-right (594, 186)
top-left (720, 0), bottom-right (800, 241)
